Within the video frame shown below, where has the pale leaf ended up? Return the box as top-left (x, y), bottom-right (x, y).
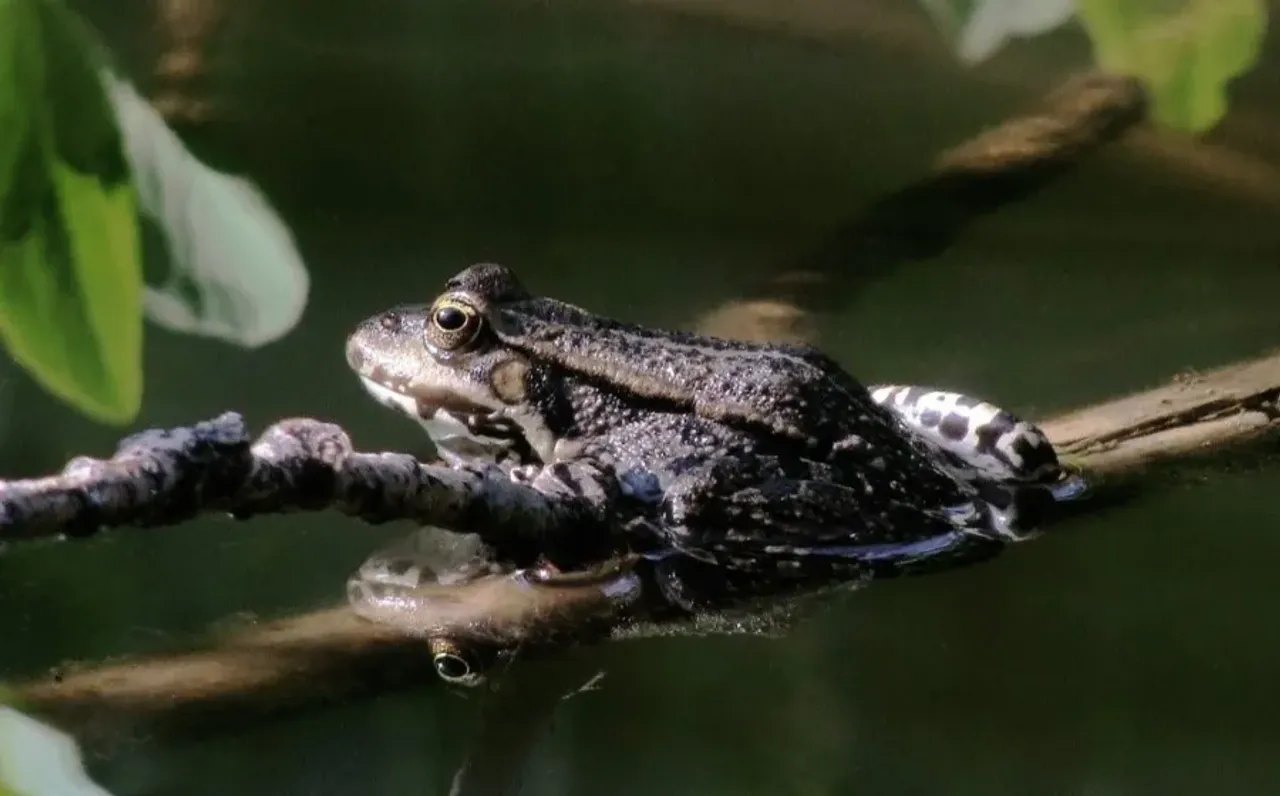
top-left (0, 706), bottom-right (115, 796)
top-left (101, 73), bottom-right (309, 348)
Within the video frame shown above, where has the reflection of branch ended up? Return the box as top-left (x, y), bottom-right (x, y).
top-left (18, 608), bottom-right (424, 746)
top-left (0, 413), bottom-right (596, 547)
top-left (790, 72), bottom-right (1146, 302)
top-left (698, 73), bottom-right (1148, 341)
top-left (15, 349), bottom-right (1280, 743)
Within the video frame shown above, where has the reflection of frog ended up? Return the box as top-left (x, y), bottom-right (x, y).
top-left (346, 528), bottom-right (647, 686)
top-left (344, 263), bottom-right (1086, 683)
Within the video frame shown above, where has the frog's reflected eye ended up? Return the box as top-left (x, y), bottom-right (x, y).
top-left (426, 299), bottom-right (483, 351)
top-left (429, 638), bottom-right (486, 686)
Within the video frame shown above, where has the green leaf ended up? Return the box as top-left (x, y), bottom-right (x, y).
top-left (37, 0), bottom-right (129, 184)
top-left (0, 0), bottom-right (142, 425)
top-left (1078, 0), bottom-right (1268, 132)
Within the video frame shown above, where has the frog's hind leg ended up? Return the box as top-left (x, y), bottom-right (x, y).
top-left (868, 384), bottom-right (1088, 529)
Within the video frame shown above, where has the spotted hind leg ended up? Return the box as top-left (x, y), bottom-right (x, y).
top-left (867, 383), bottom-right (1087, 514)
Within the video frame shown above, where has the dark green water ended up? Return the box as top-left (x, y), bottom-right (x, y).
top-left (4, 1), bottom-right (1280, 794)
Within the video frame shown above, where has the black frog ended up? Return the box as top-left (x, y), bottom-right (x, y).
top-left (343, 263), bottom-right (1086, 684)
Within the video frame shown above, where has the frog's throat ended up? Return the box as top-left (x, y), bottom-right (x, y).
top-left (357, 375), bottom-right (520, 458)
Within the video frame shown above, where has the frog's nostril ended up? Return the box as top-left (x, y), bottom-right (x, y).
top-left (379, 311), bottom-right (402, 332)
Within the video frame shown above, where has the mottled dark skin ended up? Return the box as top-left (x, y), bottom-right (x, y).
top-left (346, 263), bottom-right (1011, 612)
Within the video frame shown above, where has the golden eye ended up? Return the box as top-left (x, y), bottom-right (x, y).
top-left (427, 298), bottom-right (482, 351)
top-left (429, 637), bottom-right (486, 686)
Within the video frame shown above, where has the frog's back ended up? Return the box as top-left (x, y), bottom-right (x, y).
top-left (480, 270), bottom-right (988, 524)
top-left (499, 299), bottom-right (881, 447)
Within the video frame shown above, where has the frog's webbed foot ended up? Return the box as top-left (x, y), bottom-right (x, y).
top-left (867, 383), bottom-right (1089, 527)
top-left (400, 459), bottom-right (621, 568)
top-left (504, 459), bottom-right (624, 568)
top-left (508, 464), bottom-right (540, 484)
top-left (517, 460), bottom-right (618, 508)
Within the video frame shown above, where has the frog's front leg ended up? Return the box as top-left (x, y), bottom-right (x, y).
top-left (503, 458), bottom-right (625, 569)
top-left (868, 383), bottom-right (1087, 509)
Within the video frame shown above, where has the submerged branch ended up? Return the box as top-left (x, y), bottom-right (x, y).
top-left (17, 608), bottom-right (424, 744)
top-left (1042, 353), bottom-right (1280, 474)
top-left (12, 348), bottom-right (1280, 743)
top-left (697, 72), bottom-right (1148, 343)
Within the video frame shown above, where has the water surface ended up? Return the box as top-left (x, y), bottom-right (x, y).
top-left (3, 2), bottom-right (1280, 794)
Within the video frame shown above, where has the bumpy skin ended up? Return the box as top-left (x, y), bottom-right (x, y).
top-left (867, 384), bottom-right (1088, 509)
top-left (869, 385), bottom-right (1061, 484)
top-left (346, 264), bottom-right (1035, 613)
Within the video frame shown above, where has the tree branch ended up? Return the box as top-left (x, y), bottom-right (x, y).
top-left (10, 349), bottom-right (1280, 746)
top-left (0, 414), bottom-right (596, 546)
top-left (1042, 352), bottom-right (1280, 474)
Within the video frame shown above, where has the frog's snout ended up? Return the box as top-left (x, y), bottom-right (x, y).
top-left (344, 332), bottom-right (366, 373)
top-left (346, 307), bottom-right (430, 376)
top-left (345, 312), bottom-right (398, 374)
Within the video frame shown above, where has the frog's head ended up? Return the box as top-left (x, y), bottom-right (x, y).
top-left (345, 262), bottom-right (574, 464)
top-left (350, 262), bottom-right (848, 464)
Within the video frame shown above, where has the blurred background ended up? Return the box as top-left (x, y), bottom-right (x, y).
top-left (3, 0), bottom-right (1280, 793)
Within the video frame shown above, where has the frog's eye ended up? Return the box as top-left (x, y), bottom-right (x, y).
top-left (429, 638), bottom-right (486, 686)
top-left (426, 298), bottom-right (483, 351)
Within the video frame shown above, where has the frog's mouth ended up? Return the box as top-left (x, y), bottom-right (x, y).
top-left (356, 374), bottom-right (532, 463)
